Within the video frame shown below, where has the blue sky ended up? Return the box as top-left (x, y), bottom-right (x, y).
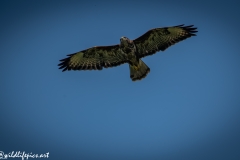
top-left (1, 0), bottom-right (240, 159)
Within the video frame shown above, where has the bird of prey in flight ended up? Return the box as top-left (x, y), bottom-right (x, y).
top-left (58, 24), bottom-right (198, 81)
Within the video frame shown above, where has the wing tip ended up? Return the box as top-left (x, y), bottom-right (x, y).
top-left (175, 24), bottom-right (185, 27)
top-left (58, 56), bottom-right (72, 72)
top-left (176, 24), bottom-right (198, 36)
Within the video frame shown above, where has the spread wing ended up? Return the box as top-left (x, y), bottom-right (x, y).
top-left (58, 45), bottom-right (128, 71)
top-left (133, 24), bottom-right (198, 58)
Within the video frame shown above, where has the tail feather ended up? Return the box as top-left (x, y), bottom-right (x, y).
top-left (129, 59), bottom-right (150, 81)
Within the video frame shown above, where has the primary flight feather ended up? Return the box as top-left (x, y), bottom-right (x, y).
top-left (58, 24), bottom-right (198, 81)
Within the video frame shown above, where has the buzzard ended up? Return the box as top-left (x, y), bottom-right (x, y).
top-left (58, 24), bottom-right (197, 81)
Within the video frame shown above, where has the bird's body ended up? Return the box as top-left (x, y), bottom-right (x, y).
top-left (120, 37), bottom-right (137, 65)
top-left (58, 24), bottom-right (198, 81)
top-left (119, 36), bottom-right (150, 80)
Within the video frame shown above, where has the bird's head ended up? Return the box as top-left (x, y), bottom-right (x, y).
top-left (120, 36), bottom-right (134, 48)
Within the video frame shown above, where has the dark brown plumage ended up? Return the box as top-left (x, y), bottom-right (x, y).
top-left (58, 24), bottom-right (198, 81)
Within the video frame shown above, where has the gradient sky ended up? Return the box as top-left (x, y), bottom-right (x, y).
top-left (1, 0), bottom-right (240, 160)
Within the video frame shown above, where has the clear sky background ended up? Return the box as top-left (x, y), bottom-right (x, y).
top-left (1, 0), bottom-right (240, 159)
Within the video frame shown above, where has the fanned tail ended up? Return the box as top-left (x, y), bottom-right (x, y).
top-left (129, 59), bottom-right (150, 81)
